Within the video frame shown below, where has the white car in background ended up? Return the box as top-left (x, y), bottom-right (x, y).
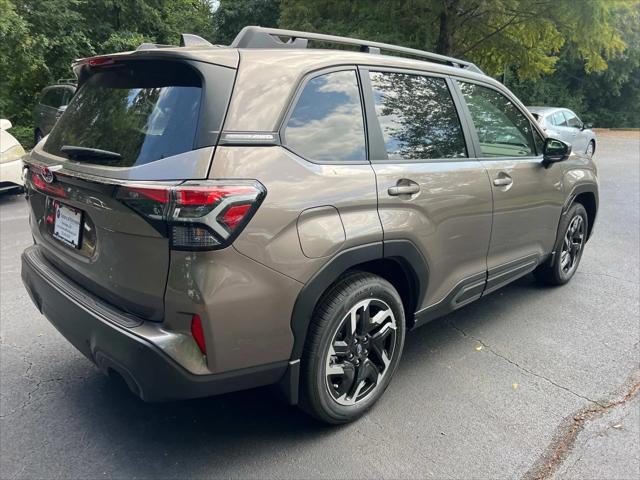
top-left (0, 119), bottom-right (26, 193)
top-left (527, 106), bottom-right (597, 157)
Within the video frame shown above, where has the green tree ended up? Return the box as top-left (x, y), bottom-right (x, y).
top-left (279, 0), bottom-right (639, 126)
top-left (213, 0), bottom-right (280, 44)
top-left (279, 0), bottom-right (629, 79)
top-left (0, 0), bottom-right (218, 147)
top-left (1, 0), bottom-right (638, 149)
top-left (509, 1), bottom-right (640, 127)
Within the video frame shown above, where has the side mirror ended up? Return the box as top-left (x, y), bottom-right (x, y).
top-left (543, 138), bottom-right (571, 163)
top-left (581, 122), bottom-right (593, 130)
top-left (0, 119), bottom-right (12, 130)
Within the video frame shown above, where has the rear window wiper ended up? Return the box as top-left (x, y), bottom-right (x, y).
top-left (61, 145), bottom-right (122, 160)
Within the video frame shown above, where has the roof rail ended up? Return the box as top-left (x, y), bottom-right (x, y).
top-left (231, 26), bottom-right (483, 74)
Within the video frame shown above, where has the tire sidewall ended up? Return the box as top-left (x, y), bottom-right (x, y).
top-left (307, 276), bottom-right (406, 423)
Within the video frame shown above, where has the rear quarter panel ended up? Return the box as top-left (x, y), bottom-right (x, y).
top-left (209, 146), bottom-right (383, 283)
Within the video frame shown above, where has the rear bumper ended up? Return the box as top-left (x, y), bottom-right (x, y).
top-left (21, 245), bottom-right (287, 401)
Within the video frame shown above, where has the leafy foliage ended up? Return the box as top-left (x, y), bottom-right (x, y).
top-left (280, 0), bottom-right (639, 127)
top-left (280, 0), bottom-right (629, 79)
top-left (1, 0), bottom-right (218, 146)
top-left (509, 1), bottom-right (640, 127)
top-left (0, 0), bottom-right (637, 149)
top-left (370, 72), bottom-right (468, 159)
top-left (213, 0), bottom-right (280, 44)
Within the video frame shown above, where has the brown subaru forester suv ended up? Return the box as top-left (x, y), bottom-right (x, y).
top-left (21, 27), bottom-right (598, 424)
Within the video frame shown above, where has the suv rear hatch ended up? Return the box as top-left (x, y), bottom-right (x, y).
top-left (24, 53), bottom-right (238, 321)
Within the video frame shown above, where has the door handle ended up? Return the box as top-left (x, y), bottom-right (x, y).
top-left (388, 185), bottom-right (420, 196)
top-left (493, 175), bottom-right (513, 187)
top-left (388, 184), bottom-right (420, 196)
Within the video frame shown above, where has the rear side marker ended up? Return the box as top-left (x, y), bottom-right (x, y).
top-left (191, 314), bottom-right (207, 355)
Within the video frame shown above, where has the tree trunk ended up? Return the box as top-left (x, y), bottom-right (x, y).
top-left (436, 0), bottom-right (458, 55)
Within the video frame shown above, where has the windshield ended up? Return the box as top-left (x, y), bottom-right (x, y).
top-left (43, 61), bottom-right (202, 167)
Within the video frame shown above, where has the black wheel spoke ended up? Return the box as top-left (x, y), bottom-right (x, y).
top-left (370, 324), bottom-right (393, 368)
top-left (362, 359), bottom-right (380, 384)
top-left (359, 305), bottom-right (370, 335)
top-left (333, 340), bottom-right (350, 357)
top-left (347, 362), bottom-right (367, 399)
top-left (333, 363), bottom-right (356, 398)
top-left (346, 360), bottom-right (378, 402)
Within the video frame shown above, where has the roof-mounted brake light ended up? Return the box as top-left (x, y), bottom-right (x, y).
top-left (75, 56), bottom-right (116, 68)
top-left (88, 56), bottom-right (115, 67)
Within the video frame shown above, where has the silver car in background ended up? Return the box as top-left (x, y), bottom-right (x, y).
top-left (528, 106), bottom-right (596, 157)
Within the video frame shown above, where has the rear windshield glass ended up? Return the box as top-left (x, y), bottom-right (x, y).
top-left (44, 61), bottom-right (202, 167)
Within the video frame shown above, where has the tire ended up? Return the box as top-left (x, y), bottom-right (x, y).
top-left (534, 203), bottom-right (588, 286)
top-left (34, 129), bottom-right (43, 145)
top-left (300, 271), bottom-right (406, 424)
top-left (586, 140), bottom-right (595, 157)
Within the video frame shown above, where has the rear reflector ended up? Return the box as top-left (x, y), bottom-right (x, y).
top-left (126, 186), bottom-right (170, 204)
top-left (116, 180), bottom-right (266, 251)
top-left (220, 204), bottom-right (252, 230)
top-left (191, 314), bottom-right (207, 355)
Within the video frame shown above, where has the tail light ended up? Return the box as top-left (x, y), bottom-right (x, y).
top-left (27, 166), bottom-right (67, 198)
top-left (116, 180), bottom-right (266, 251)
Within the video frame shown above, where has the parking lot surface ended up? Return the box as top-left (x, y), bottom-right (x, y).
top-left (1, 131), bottom-right (639, 479)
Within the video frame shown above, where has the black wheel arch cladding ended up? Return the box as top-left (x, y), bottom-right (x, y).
top-left (289, 240), bottom-right (428, 361)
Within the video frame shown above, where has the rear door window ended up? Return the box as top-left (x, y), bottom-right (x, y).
top-left (43, 61), bottom-right (203, 167)
top-left (284, 70), bottom-right (366, 162)
top-left (40, 89), bottom-right (62, 108)
top-left (60, 88), bottom-right (73, 106)
top-left (458, 82), bottom-right (535, 157)
top-left (369, 71), bottom-right (467, 160)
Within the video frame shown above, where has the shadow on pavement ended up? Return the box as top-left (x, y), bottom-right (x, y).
top-left (41, 274), bottom-right (547, 476)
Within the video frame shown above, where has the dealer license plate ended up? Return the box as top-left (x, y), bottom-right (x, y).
top-left (53, 203), bottom-right (82, 249)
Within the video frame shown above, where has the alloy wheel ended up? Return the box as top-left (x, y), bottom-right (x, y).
top-left (560, 215), bottom-right (585, 275)
top-left (325, 298), bottom-right (397, 406)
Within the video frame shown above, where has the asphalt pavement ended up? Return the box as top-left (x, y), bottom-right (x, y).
top-left (1, 131), bottom-right (639, 479)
